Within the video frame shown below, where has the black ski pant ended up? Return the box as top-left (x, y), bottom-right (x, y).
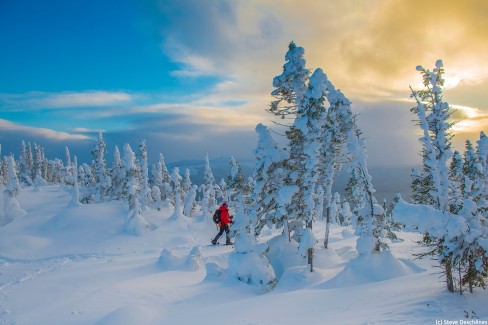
top-left (213, 224), bottom-right (230, 243)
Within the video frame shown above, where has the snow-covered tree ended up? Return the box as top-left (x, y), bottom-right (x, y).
top-left (18, 140), bottom-right (32, 186)
top-left (137, 139), bottom-right (151, 209)
top-left (269, 41), bottom-right (310, 118)
top-left (252, 123), bottom-right (288, 234)
top-left (110, 145), bottom-right (125, 200)
top-left (158, 154), bottom-right (172, 207)
top-left (202, 152), bottom-right (217, 214)
top-left (183, 185), bottom-right (198, 217)
top-left (91, 132), bottom-right (112, 201)
top-left (123, 143), bottom-right (148, 235)
top-left (330, 192), bottom-right (342, 225)
top-left (347, 126), bottom-right (387, 254)
top-left (33, 143), bottom-right (46, 186)
top-left (79, 163), bottom-right (94, 203)
top-left (169, 167), bottom-right (184, 220)
top-left (407, 60), bottom-right (457, 292)
top-left (70, 156), bottom-right (81, 207)
top-left (449, 150), bottom-right (464, 214)
top-left (2, 156), bottom-right (26, 225)
top-left (341, 201), bottom-right (352, 226)
top-left (181, 168), bottom-right (192, 200)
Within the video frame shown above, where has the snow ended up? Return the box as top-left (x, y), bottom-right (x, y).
top-left (0, 185), bottom-right (487, 325)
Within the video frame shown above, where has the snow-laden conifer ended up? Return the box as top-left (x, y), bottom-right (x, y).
top-left (347, 126), bottom-right (387, 254)
top-left (169, 167), bottom-right (185, 220)
top-left (91, 132), bottom-right (112, 201)
top-left (2, 156), bottom-right (26, 225)
top-left (181, 168), bottom-right (192, 200)
top-left (70, 156), bottom-right (81, 207)
top-left (33, 143), bottom-right (47, 186)
top-left (18, 140), bottom-right (32, 186)
top-left (123, 143), bottom-right (148, 235)
top-left (110, 145), bottom-right (125, 200)
top-left (406, 60), bottom-right (457, 292)
top-left (330, 192), bottom-right (342, 225)
top-left (183, 185), bottom-right (198, 217)
top-left (449, 151), bottom-right (464, 214)
top-left (228, 157), bottom-right (276, 290)
top-left (137, 139), bottom-right (152, 209)
top-left (269, 41), bottom-right (310, 118)
top-left (252, 123), bottom-right (287, 234)
top-left (202, 152), bottom-right (217, 215)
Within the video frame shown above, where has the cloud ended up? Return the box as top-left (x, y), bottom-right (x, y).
top-left (142, 0), bottom-right (487, 168)
top-left (0, 119), bottom-right (89, 141)
top-left (0, 91), bottom-right (135, 110)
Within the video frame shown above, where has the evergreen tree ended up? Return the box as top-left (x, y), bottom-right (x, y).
top-left (202, 152), bottom-right (217, 214)
top-left (252, 123), bottom-right (287, 234)
top-left (18, 140), bottom-right (32, 186)
top-left (169, 167), bottom-right (184, 220)
top-left (63, 146), bottom-right (75, 187)
top-left (347, 126), bottom-right (387, 254)
top-left (70, 156), bottom-right (81, 207)
top-left (183, 185), bottom-right (198, 217)
top-left (122, 142), bottom-right (149, 235)
top-left (181, 168), bottom-right (192, 201)
top-left (110, 145), bottom-right (125, 200)
top-left (122, 144), bottom-right (139, 204)
top-left (2, 156), bottom-right (26, 225)
top-left (26, 142), bottom-right (34, 180)
top-left (137, 139), bottom-right (151, 209)
top-left (410, 60), bottom-right (456, 292)
top-left (158, 154), bottom-right (172, 206)
top-left (449, 151), bottom-right (464, 214)
top-left (269, 41), bottom-right (310, 118)
top-left (91, 132), bottom-right (111, 201)
top-left (330, 192), bottom-right (342, 225)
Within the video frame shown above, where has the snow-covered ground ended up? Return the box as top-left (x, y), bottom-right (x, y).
top-left (0, 186), bottom-right (487, 325)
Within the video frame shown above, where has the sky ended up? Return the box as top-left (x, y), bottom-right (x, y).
top-left (1, 0), bottom-right (487, 167)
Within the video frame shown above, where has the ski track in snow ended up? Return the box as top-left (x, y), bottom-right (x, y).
top-left (0, 185), bottom-right (487, 325)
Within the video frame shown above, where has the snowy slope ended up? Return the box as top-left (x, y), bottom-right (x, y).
top-left (0, 186), bottom-right (487, 325)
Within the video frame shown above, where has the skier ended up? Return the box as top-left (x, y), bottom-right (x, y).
top-left (211, 202), bottom-right (233, 245)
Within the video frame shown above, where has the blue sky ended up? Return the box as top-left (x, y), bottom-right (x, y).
top-left (1, 0), bottom-right (487, 166)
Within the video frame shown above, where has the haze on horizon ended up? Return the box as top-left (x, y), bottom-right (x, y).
top-left (0, 0), bottom-right (487, 167)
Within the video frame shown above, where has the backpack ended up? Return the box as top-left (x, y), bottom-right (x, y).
top-left (212, 209), bottom-right (221, 224)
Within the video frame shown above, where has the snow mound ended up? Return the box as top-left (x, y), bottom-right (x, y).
top-left (274, 266), bottom-right (327, 292)
top-left (319, 251), bottom-right (425, 289)
top-left (265, 234), bottom-right (303, 279)
top-left (158, 246), bottom-right (202, 271)
top-left (93, 304), bottom-right (160, 325)
top-left (203, 262), bottom-right (227, 282)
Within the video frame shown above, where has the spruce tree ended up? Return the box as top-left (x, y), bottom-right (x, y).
top-left (110, 145), bottom-right (125, 200)
top-left (410, 60), bottom-right (456, 292)
top-left (91, 132), bottom-right (111, 201)
top-left (137, 139), bottom-right (151, 209)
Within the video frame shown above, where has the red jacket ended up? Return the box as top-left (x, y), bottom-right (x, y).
top-left (219, 205), bottom-right (231, 225)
